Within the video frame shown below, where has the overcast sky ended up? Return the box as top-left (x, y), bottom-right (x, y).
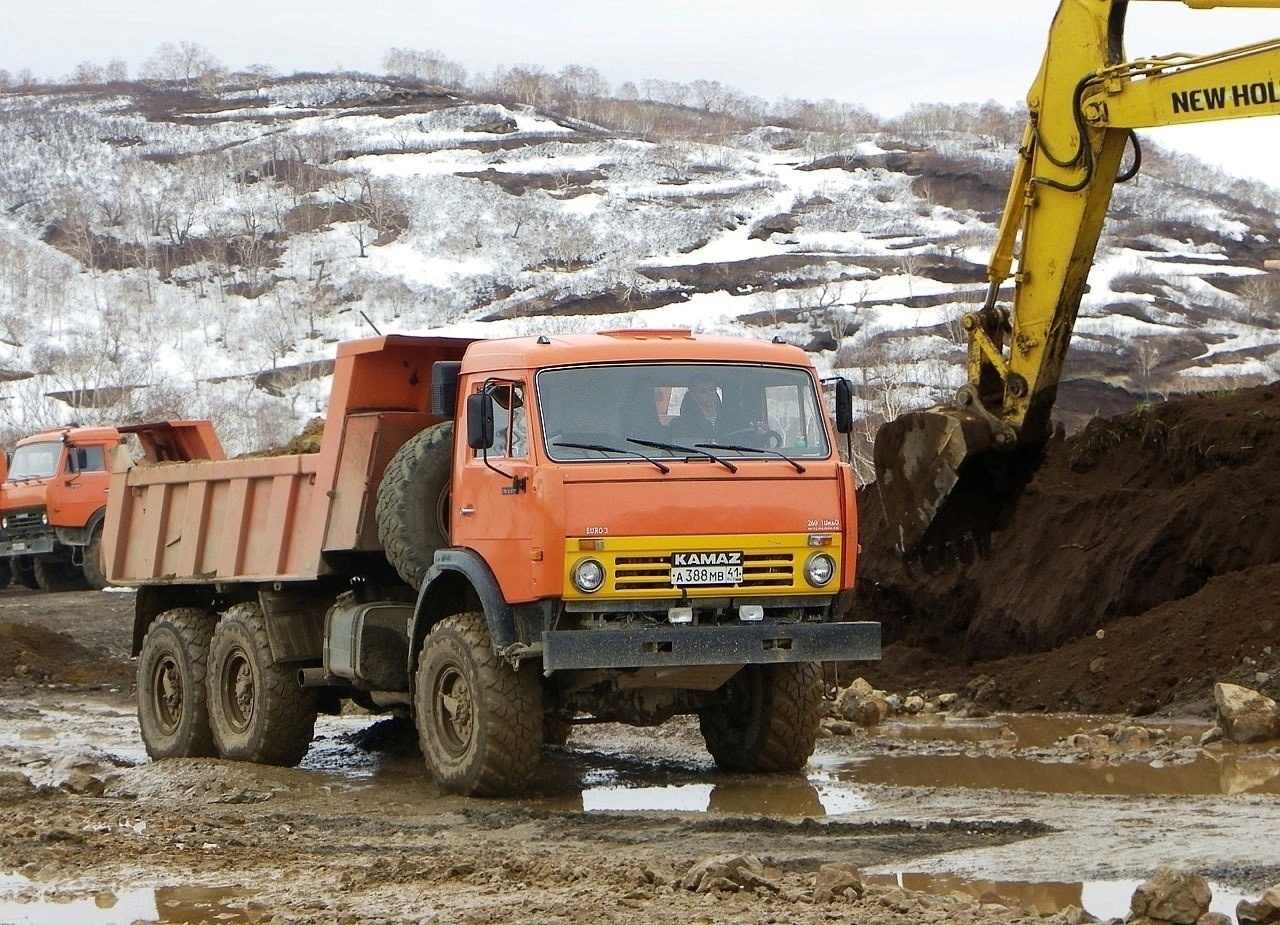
top-left (6, 0), bottom-right (1280, 185)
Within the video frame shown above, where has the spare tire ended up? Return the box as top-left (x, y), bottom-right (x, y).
top-left (376, 421), bottom-right (453, 589)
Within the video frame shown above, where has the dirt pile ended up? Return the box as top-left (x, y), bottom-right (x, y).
top-left (853, 383), bottom-right (1280, 714)
top-left (0, 622), bottom-right (133, 687)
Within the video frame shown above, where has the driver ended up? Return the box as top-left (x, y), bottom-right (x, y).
top-left (671, 375), bottom-right (721, 441)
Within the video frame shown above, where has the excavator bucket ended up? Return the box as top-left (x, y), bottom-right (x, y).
top-left (873, 406), bottom-right (1045, 566)
top-left (873, 407), bottom-right (997, 558)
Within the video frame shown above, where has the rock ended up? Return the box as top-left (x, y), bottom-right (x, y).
top-left (0, 770), bottom-right (36, 802)
top-left (1214, 683), bottom-right (1280, 744)
top-left (845, 678), bottom-right (875, 698)
top-left (851, 698), bottom-right (891, 727)
top-left (1198, 727), bottom-right (1223, 746)
top-left (1129, 868), bottom-right (1211, 924)
top-left (62, 769), bottom-right (106, 796)
top-left (937, 692), bottom-right (959, 710)
top-left (835, 681), bottom-right (892, 727)
top-left (642, 860), bottom-right (678, 887)
top-left (1113, 726), bottom-right (1152, 749)
top-left (904, 695), bottom-right (926, 714)
top-left (1197, 914), bottom-right (1233, 925)
top-left (812, 863), bottom-right (863, 904)
top-left (681, 855), bottom-right (779, 894)
top-left (1090, 657), bottom-right (1107, 674)
top-left (1236, 884), bottom-right (1280, 925)
top-left (465, 117), bottom-right (517, 134)
top-left (748, 213), bottom-right (797, 240)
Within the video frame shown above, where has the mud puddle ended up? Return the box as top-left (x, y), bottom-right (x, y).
top-left (0, 875), bottom-right (256, 925)
top-left (6, 694), bottom-right (1275, 809)
top-left (828, 750), bottom-right (1280, 796)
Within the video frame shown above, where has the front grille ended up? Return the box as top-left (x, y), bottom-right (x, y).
top-left (614, 552), bottom-right (795, 591)
top-left (3, 508), bottom-right (49, 539)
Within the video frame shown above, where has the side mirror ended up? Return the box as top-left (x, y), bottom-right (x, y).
top-left (834, 378), bottom-right (854, 434)
top-left (466, 391), bottom-right (495, 450)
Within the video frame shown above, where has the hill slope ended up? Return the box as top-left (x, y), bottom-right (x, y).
top-left (0, 74), bottom-right (1278, 460)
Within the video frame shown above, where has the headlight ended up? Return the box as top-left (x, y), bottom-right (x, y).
top-left (41, 512), bottom-right (48, 525)
top-left (1, 517), bottom-right (6, 530)
top-left (804, 552), bottom-right (836, 587)
top-left (571, 557), bottom-right (606, 593)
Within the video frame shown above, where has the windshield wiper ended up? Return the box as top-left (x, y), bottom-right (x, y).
top-left (626, 437), bottom-right (738, 473)
top-left (697, 443), bottom-right (807, 473)
top-left (551, 441), bottom-right (671, 474)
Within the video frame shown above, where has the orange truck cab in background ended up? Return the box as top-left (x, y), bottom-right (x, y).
top-left (106, 330), bottom-right (879, 796)
top-left (0, 421), bottom-right (223, 593)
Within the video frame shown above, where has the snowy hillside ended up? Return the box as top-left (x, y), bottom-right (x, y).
top-left (1, 72), bottom-right (1278, 476)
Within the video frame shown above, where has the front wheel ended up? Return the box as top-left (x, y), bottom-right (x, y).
top-left (33, 557), bottom-right (86, 593)
top-left (699, 663), bottom-right (822, 772)
top-left (415, 612), bottom-right (542, 796)
top-left (81, 525), bottom-right (108, 590)
top-left (137, 608), bottom-right (218, 760)
top-left (207, 603), bottom-right (317, 766)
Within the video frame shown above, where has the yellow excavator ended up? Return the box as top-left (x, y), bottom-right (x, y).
top-left (874, 0), bottom-right (1280, 567)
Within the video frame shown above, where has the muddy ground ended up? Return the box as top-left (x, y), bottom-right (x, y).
top-left (1, 586), bottom-right (1279, 925)
top-left (3, 386), bottom-right (1280, 924)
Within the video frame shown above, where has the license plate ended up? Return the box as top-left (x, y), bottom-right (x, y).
top-left (12, 542), bottom-right (26, 552)
top-left (671, 551), bottom-right (743, 586)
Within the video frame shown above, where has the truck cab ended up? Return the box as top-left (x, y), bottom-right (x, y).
top-left (0, 426), bottom-right (121, 591)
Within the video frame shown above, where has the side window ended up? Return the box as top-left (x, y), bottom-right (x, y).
top-left (486, 384), bottom-right (527, 459)
top-left (66, 445), bottom-right (108, 473)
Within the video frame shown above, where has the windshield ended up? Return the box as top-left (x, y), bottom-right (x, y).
top-left (8, 442), bottom-right (60, 480)
top-left (537, 363), bottom-right (831, 462)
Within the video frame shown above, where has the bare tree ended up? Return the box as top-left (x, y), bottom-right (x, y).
top-left (555, 65), bottom-right (609, 117)
top-left (70, 61), bottom-right (104, 84)
top-left (140, 42), bottom-right (223, 88)
top-left (383, 48), bottom-right (467, 88)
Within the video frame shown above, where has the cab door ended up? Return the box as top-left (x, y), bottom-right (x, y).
top-left (453, 382), bottom-right (540, 602)
top-left (47, 442), bottom-right (111, 530)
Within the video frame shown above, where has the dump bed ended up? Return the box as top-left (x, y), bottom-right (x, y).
top-left (104, 335), bottom-right (474, 586)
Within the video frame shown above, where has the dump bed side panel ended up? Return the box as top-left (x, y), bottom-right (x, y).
top-left (106, 453), bottom-right (325, 584)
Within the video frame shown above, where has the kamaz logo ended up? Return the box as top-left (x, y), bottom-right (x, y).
top-left (672, 551), bottom-right (743, 566)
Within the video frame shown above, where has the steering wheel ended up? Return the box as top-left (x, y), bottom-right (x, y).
top-left (722, 426), bottom-right (784, 449)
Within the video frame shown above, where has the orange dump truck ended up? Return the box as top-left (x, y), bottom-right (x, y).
top-left (106, 331), bottom-right (879, 795)
top-left (0, 423), bottom-right (222, 591)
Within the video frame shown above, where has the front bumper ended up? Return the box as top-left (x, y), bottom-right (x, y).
top-left (0, 532), bottom-right (56, 557)
top-left (542, 620), bottom-right (880, 671)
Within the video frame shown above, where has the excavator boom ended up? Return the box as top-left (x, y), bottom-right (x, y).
top-left (875, 0), bottom-right (1280, 563)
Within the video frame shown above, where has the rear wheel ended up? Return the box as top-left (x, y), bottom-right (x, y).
top-left (137, 608), bottom-right (218, 760)
top-left (699, 663), bottom-right (822, 772)
top-left (13, 558), bottom-right (39, 590)
top-left (376, 422), bottom-right (453, 589)
top-left (81, 525), bottom-right (107, 590)
top-left (208, 603), bottom-right (317, 766)
top-left (415, 612), bottom-right (541, 795)
top-left (33, 557), bottom-right (87, 593)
